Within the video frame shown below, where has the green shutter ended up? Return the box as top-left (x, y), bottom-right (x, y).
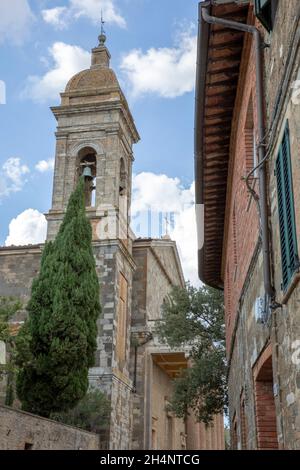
top-left (254, 0), bottom-right (278, 32)
top-left (276, 122), bottom-right (298, 291)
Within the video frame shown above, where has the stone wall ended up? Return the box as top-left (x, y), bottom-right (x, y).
top-left (224, 1), bottom-right (300, 450)
top-left (130, 239), bottom-right (225, 450)
top-left (0, 240), bottom-right (135, 450)
top-left (0, 245), bottom-right (42, 303)
top-left (89, 240), bottom-right (135, 450)
top-left (130, 239), bottom-right (186, 450)
top-left (0, 405), bottom-right (100, 449)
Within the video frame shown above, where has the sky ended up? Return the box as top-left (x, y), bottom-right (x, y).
top-left (0, 0), bottom-right (199, 285)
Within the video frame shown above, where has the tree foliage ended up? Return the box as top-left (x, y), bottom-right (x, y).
top-left (158, 284), bottom-right (227, 424)
top-left (16, 178), bottom-right (101, 417)
top-left (51, 388), bottom-right (111, 432)
top-left (0, 296), bottom-right (23, 405)
top-left (0, 297), bottom-right (22, 345)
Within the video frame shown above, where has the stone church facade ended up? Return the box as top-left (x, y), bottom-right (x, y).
top-left (0, 34), bottom-right (224, 450)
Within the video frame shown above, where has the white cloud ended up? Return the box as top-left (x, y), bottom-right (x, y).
top-left (35, 159), bottom-right (55, 173)
top-left (41, 7), bottom-right (68, 30)
top-left (5, 209), bottom-right (47, 247)
top-left (132, 172), bottom-right (194, 214)
top-left (0, 0), bottom-right (34, 45)
top-left (120, 31), bottom-right (197, 98)
top-left (0, 157), bottom-right (30, 200)
top-left (131, 172), bottom-right (199, 286)
top-left (169, 202), bottom-right (200, 288)
top-left (42, 0), bottom-right (126, 30)
top-left (22, 42), bottom-right (90, 102)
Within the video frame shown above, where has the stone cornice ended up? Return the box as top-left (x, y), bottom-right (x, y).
top-left (51, 101), bottom-right (139, 144)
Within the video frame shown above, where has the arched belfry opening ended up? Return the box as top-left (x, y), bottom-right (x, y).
top-left (77, 147), bottom-right (97, 207)
top-left (119, 158), bottom-right (127, 196)
top-left (119, 158), bottom-right (128, 239)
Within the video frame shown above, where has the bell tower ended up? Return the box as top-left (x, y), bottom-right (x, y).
top-left (46, 33), bottom-right (139, 449)
top-left (47, 31), bottom-right (139, 243)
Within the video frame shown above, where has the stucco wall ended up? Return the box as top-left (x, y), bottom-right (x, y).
top-left (151, 361), bottom-right (186, 450)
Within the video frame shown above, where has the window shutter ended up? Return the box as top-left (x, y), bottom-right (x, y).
top-left (254, 0), bottom-right (278, 32)
top-left (276, 122), bottom-right (298, 291)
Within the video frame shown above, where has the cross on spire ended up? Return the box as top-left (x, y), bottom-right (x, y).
top-left (101, 10), bottom-right (105, 35)
top-left (98, 10), bottom-right (106, 46)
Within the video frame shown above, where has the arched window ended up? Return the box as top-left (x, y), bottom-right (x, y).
top-left (77, 147), bottom-right (97, 207)
top-left (119, 158), bottom-right (127, 196)
top-left (119, 158), bottom-right (128, 238)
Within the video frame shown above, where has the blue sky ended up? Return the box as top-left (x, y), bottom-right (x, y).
top-left (0, 0), bottom-right (199, 284)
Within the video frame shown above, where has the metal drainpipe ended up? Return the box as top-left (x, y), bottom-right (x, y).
top-left (202, 6), bottom-right (274, 302)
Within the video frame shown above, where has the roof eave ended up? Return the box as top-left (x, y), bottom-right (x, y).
top-left (195, 2), bottom-right (223, 290)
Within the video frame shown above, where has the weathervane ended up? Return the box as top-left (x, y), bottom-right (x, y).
top-left (98, 10), bottom-right (106, 46)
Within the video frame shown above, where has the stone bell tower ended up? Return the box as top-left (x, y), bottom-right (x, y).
top-left (46, 31), bottom-right (140, 449)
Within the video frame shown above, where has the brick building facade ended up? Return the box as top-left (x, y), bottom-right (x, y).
top-left (195, 0), bottom-right (300, 449)
top-left (0, 32), bottom-right (224, 449)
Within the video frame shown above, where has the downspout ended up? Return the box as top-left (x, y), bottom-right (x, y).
top-left (201, 6), bottom-right (274, 302)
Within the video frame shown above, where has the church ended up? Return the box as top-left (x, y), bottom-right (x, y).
top-left (0, 32), bottom-right (224, 450)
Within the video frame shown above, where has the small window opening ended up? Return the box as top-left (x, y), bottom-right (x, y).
top-left (24, 442), bottom-right (33, 450)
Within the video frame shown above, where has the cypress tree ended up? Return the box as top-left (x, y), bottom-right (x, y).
top-left (16, 178), bottom-right (101, 417)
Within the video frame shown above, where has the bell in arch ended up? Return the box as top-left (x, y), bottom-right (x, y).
top-left (82, 165), bottom-right (93, 179)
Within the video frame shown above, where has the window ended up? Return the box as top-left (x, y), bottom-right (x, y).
top-left (119, 158), bottom-right (127, 196)
top-left (254, 0), bottom-right (278, 32)
top-left (24, 442), bottom-right (33, 450)
top-left (276, 122), bottom-right (298, 291)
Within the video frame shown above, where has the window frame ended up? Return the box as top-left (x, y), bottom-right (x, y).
top-left (254, 0), bottom-right (278, 32)
top-left (276, 121), bottom-right (299, 292)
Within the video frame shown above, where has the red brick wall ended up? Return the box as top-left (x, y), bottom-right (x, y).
top-left (223, 14), bottom-right (261, 354)
top-left (253, 347), bottom-right (278, 450)
top-left (254, 380), bottom-right (278, 449)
